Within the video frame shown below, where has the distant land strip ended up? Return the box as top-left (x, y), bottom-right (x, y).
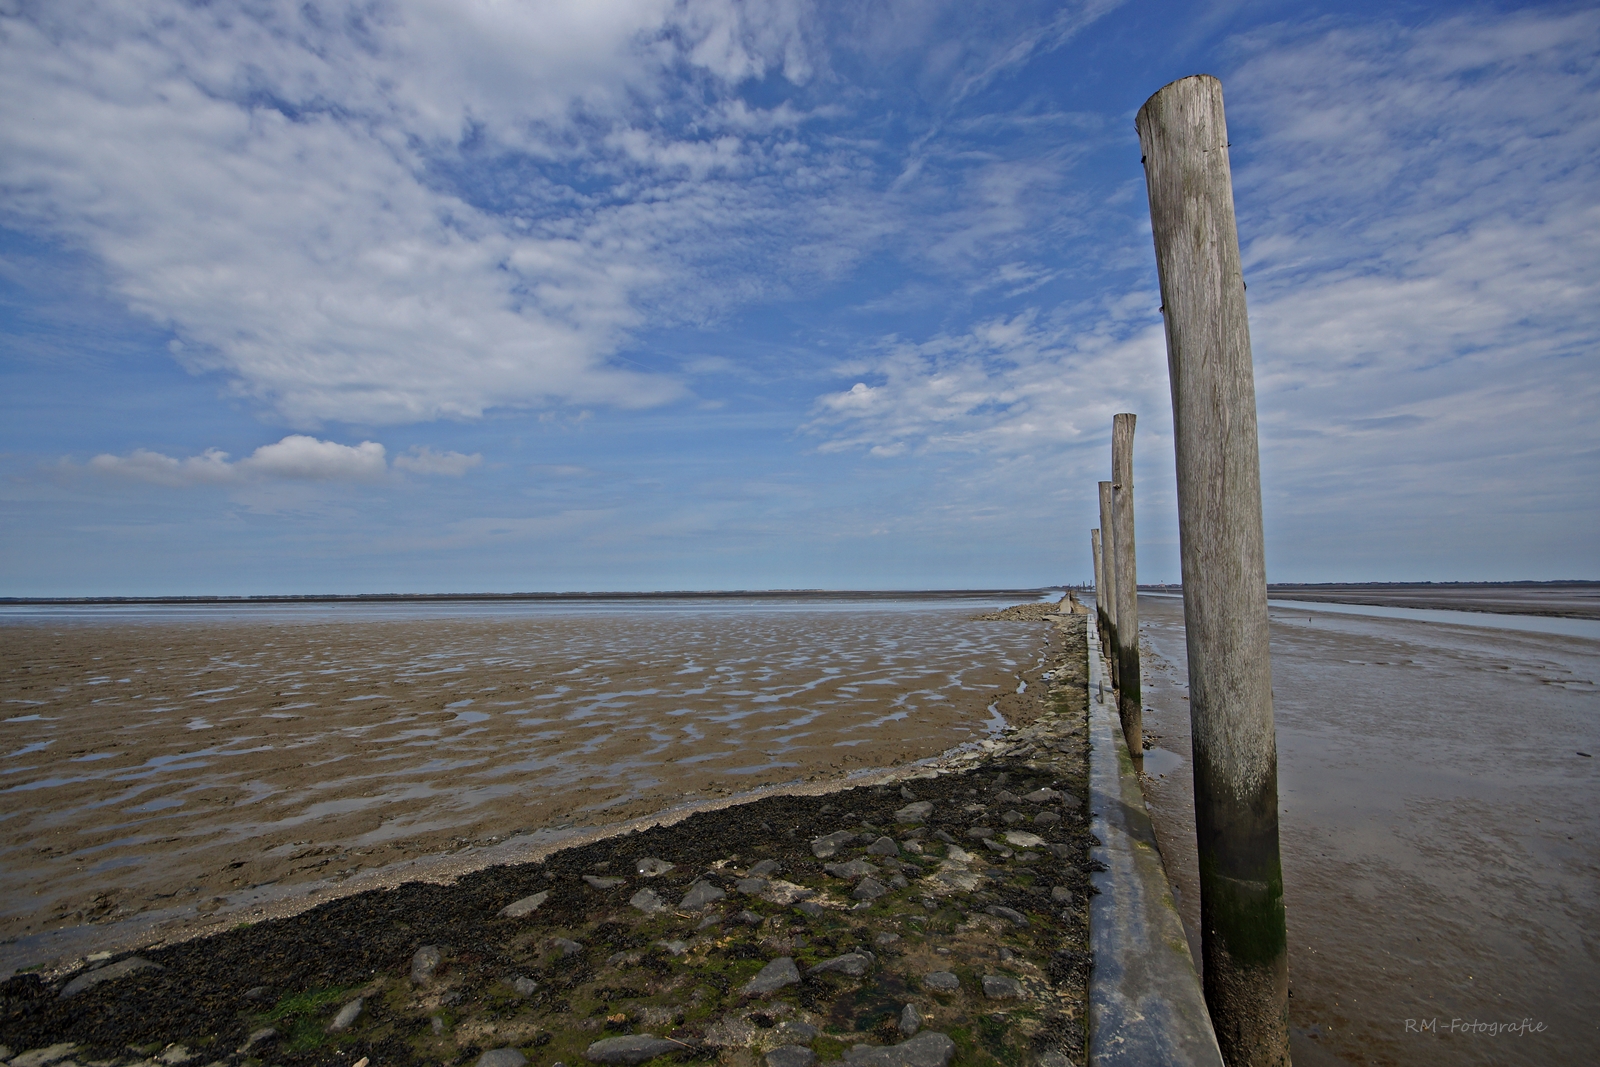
top-left (0, 588), bottom-right (1058, 606)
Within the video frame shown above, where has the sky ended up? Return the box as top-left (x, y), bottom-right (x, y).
top-left (1, 0), bottom-right (1596, 596)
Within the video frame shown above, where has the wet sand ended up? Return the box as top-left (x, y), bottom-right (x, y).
top-left (1131, 594), bottom-right (1599, 1066)
top-left (1263, 582), bottom-right (1600, 620)
top-left (0, 601), bottom-right (1048, 967)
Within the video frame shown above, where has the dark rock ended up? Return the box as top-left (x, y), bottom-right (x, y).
top-left (238, 1028), bottom-right (277, 1053)
top-left (793, 901), bottom-right (825, 918)
top-left (921, 971), bottom-right (959, 992)
top-left (584, 1035), bottom-right (683, 1065)
top-left (736, 909), bottom-right (764, 925)
top-left (737, 877), bottom-right (769, 895)
top-left (1023, 788), bottom-right (1061, 803)
top-left (411, 945), bottom-right (442, 984)
top-left (964, 827), bottom-right (994, 840)
top-left (1050, 886), bottom-right (1074, 905)
top-left (748, 859), bottom-right (781, 877)
top-left (629, 888), bottom-right (667, 914)
top-left (893, 801), bottom-right (933, 824)
top-left (774, 1020), bottom-right (819, 1044)
top-left (811, 831), bottom-right (855, 859)
top-left (635, 858), bottom-right (675, 877)
top-left (852, 878), bottom-right (888, 901)
top-left (500, 891), bottom-right (550, 918)
top-left (824, 859), bottom-right (880, 881)
top-left (982, 975), bottom-right (1022, 999)
top-left (766, 1046), bottom-right (815, 1067)
top-left (680, 880), bottom-right (726, 909)
top-left (808, 952), bottom-right (871, 977)
top-left (841, 1031), bottom-right (956, 1067)
top-left (512, 976), bottom-right (539, 996)
top-left (327, 997), bottom-right (363, 1032)
top-left (865, 836), bottom-right (899, 857)
top-left (984, 905), bottom-right (1028, 926)
top-left (478, 1049), bottom-right (528, 1067)
top-left (59, 957), bottom-right (163, 998)
top-left (1033, 811), bottom-right (1062, 827)
top-left (1001, 810), bottom-right (1025, 825)
top-left (583, 875), bottom-right (626, 889)
top-left (899, 1003), bottom-right (922, 1036)
top-left (743, 956), bottom-right (801, 994)
top-left (5, 1045), bottom-right (76, 1067)
top-left (552, 937), bottom-right (584, 956)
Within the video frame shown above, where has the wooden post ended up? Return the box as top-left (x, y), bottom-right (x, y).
top-left (1137, 74), bottom-right (1289, 1067)
top-left (1112, 413), bottom-right (1141, 755)
top-left (1091, 528), bottom-right (1105, 627)
top-left (1097, 480), bottom-right (1119, 686)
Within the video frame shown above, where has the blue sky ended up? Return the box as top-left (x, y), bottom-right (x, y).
top-left (2, 0), bottom-right (1596, 596)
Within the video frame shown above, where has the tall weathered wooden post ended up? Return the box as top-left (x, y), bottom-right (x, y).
top-left (1111, 413), bottom-right (1141, 754)
top-left (1096, 480), bottom-right (1119, 685)
top-left (1137, 74), bottom-right (1289, 1066)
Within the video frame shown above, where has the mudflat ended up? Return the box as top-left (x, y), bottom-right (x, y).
top-left (1133, 594), bottom-right (1598, 1067)
top-left (0, 612), bottom-right (1094, 1067)
top-left (1264, 581), bottom-right (1600, 619)
top-left (0, 605), bottom-right (1046, 955)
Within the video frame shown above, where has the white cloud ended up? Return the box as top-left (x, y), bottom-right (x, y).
top-left (806, 6), bottom-right (1600, 541)
top-left (805, 307), bottom-right (1168, 457)
top-left (90, 435), bottom-right (388, 486)
top-left (394, 446), bottom-right (483, 476)
top-left (86, 448), bottom-right (240, 488)
top-left (0, 1), bottom-right (1137, 432)
top-left (0, 0), bottom-right (837, 426)
top-left (1223, 9), bottom-right (1600, 520)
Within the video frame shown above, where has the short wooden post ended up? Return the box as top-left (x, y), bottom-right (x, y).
top-left (1137, 74), bottom-right (1290, 1066)
top-left (1097, 480), bottom-right (1119, 685)
top-left (1091, 529), bottom-right (1106, 625)
top-left (1112, 413), bottom-right (1141, 755)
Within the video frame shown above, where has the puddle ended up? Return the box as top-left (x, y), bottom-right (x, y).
top-left (1138, 746), bottom-right (1182, 777)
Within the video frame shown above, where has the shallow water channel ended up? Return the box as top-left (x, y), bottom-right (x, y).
top-left (1129, 594), bottom-right (1598, 1066)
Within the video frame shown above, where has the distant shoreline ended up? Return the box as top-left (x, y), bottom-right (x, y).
top-left (1147, 580), bottom-right (1600, 621)
top-left (0, 587), bottom-right (1059, 607)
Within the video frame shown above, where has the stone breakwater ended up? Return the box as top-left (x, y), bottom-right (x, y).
top-left (0, 615), bottom-right (1091, 1067)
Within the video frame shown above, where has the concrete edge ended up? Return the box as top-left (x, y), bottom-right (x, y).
top-left (1087, 619), bottom-right (1224, 1066)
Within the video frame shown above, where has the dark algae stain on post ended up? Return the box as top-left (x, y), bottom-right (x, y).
top-left (0, 616), bottom-right (1093, 1067)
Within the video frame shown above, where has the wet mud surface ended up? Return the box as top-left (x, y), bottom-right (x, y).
top-left (0, 606), bottom-right (1045, 952)
top-left (1263, 581), bottom-right (1600, 620)
top-left (0, 618), bottom-right (1093, 1067)
top-left (1132, 594), bottom-right (1598, 1067)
